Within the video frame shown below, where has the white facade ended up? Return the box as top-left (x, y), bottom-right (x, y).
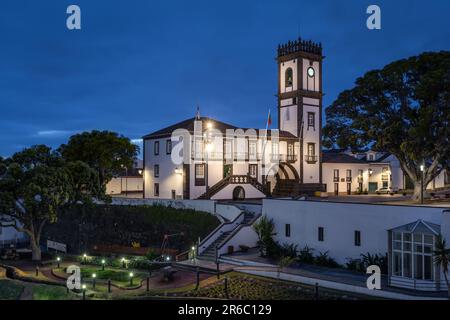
top-left (261, 199), bottom-right (450, 291)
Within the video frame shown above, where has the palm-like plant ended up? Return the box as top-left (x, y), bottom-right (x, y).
top-left (253, 215), bottom-right (277, 257)
top-left (433, 235), bottom-right (450, 299)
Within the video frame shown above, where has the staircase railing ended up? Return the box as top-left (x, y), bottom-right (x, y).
top-left (197, 209), bottom-right (246, 255)
top-left (216, 212), bottom-right (261, 255)
top-left (198, 175), bottom-right (269, 200)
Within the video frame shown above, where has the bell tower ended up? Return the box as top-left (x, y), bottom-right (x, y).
top-left (277, 38), bottom-right (324, 186)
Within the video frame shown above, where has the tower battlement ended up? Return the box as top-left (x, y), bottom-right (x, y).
top-left (277, 38), bottom-right (322, 57)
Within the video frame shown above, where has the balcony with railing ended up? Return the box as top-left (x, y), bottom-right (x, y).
top-left (333, 176), bottom-right (340, 182)
top-left (357, 176), bottom-right (364, 183)
top-left (305, 155), bottom-right (318, 164)
top-left (346, 176), bottom-right (352, 182)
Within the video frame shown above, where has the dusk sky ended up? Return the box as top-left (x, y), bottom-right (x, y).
top-left (1, 0), bottom-right (449, 157)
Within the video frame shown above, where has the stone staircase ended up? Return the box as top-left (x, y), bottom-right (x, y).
top-left (198, 175), bottom-right (268, 200)
top-left (198, 211), bottom-right (256, 261)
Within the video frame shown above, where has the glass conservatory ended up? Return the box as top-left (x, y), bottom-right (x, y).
top-left (388, 220), bottom-right (446, 291)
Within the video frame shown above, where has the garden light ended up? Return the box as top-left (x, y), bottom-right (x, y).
top-left (56, 256), bottom-right (61, 268)
top-left (101, 259), bottom-right (106, 271)
top-left (129, 272), bottom-right (134, 286)
top-left (92, 273), bottom-right (96, 289)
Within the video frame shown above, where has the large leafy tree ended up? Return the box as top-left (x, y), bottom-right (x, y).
top-left (0, 145), bottom-right (102, 261)
top-left (323, 51), bottom-right (450, 201)
top-left (59, 130), bottom-right (139, 186)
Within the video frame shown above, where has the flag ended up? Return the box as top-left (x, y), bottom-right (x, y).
top-left (266, 109), bottom-right (272, 128)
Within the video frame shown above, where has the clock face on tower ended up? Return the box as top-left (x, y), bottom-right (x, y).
top-left (307, 67), bottom-right (315, 77)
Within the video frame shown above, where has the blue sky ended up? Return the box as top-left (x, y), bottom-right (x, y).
top-left (0, 0), bottom-right (449, 157)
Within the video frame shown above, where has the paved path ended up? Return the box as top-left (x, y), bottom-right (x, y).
top-left (222, 251), bottom-right (447, 300)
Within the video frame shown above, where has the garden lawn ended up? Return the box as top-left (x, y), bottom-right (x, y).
top-left (80, 267), bottom-right (147, 287)
top-left (32, 284), bottom-right (75, 300)
top-left (0, 280), bottom-right (24, 300)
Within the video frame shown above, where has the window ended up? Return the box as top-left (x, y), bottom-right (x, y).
top-left (166, 140), bottom-right (172, 154)
top-left (154, 164), bottom-right (159, 178)
top-left (333, 169), bottom-right (339, 182)
top-left (368, 154), bottom-right (374, 161)
top-left (306, 143), bottom-right (316, 163)
top-left (195, 164), bottom-right (205, 186)
top-left (346, 169), bottom-right (352, 181)
top-left (249, 141), bottom-right (257, 159)
top-left (354, 231), bottom-right (361, 246)
top-left (287, 143), bottom-right (295, 161)
top-left (154, 141), bottom-right (159, 155)
top-left (249, 164), bottom-right (257, 179)
top-left (307, 112), bottom-right (315, 129)
top-left (171, 190), bottom-right (176, 200)
top-left (154, 183), bottom-right (159, 197)
top-left (318, 227), bottom-right (324, 242)
top-left (271, 142), bottom-right (279, 161)
top-left (224, 140), bottom-right (232, 160)
top-left (393, 232), bottom-right (434, 280)
top-left (292, 97), bottom-right (297, 104)
top-left (285, 224), bottom-right (291, 237)
top-left (285, 68), bottom-right (293, 87)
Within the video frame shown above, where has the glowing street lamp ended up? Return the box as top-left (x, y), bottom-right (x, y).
top-left (82, 284), bottom-right (87, 300)
top-left (92, 273), bottom-right (97, 289)
top-left (420, 164), bottom-right (425, 204)
top-left (129, 272), bottom-right (134, 286)
top-left (121, 257), bottom-right (127, 269)
top-left (83, 253), bottom-right (87, 264)
top-left (166, 256), bottom-right (171, 262)
top-left (101, 259), bottom-right (106, 271)
top-left (56, 257), bottom-right (61, 268)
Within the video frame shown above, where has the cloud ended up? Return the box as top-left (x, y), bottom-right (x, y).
top-left (35, 130), bottom-right (75, 138)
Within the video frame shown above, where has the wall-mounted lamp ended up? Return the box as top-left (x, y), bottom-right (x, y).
top-left (175, 168), bottom-right (182, 175)
top-left (368, 168), bottom-right (373, 176)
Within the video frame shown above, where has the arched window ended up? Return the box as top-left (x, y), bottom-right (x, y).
top-left (285, 68), bottom-right (293, 87)
top-left (232, 186), bottom-right (245, 201)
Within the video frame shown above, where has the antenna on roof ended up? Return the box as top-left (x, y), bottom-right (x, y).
top-left (195, 105), bottom-right (200, 120)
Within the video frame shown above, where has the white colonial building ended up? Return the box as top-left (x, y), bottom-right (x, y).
top-left (142, 38), bottom-right (448, 201)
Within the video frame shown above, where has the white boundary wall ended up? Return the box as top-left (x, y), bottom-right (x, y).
top-left (263, 199), bottom-right (447, 264)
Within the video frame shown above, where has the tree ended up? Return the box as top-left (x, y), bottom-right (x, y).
top-left (0, 145), bottom-right (102, 261)
top-left (433, 235), bottom-right (450, 299)
top-left (323, 51), bottom-right (450, 201)
top-left (253, 215), bottom-right (278, 257)
top-left (59, 130), bottom-right (139, 186)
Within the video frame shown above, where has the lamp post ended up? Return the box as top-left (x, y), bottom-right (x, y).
top-left (82, 284), bottom-right (86, 300)
top-left (121, 258), bottom-right (127, 269)
top-left (420, 164), bottom-right (425, 204)
top-left (83, 253), bottom-right (87, 264)
top-left (101, 259), bottom-right (106, 271)
top-left (191, 246), bottom-right (196, 262)
top-left (92, 273), bottom-right (96, 289)
top-left (129, 272), bottom-right (134, 286)
top-left (56, 257), bottom-right (61, 268)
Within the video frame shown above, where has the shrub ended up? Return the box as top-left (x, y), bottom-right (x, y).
top-left (315, 251), bottom-right (340, 268)
top-left (145, 249), bottom-right (160, 261)
top-left (297, 245), bottom-right (315, 264)
top-left (279, 243), bottom-right (298, 259)
top-left (360, 252), bottom-right (388, 274)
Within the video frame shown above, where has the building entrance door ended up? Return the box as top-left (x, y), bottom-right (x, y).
top-left (347, 183), bottom-right (351, 195)
top-left (369, 182), bottom-right (378, 193)
top-left (334, 183), bottom-right (339, 196)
